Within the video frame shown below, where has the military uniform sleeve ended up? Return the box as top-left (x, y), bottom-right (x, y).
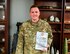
top-left (46, 22), bottom-right (53, 46)
top-left (15, 24), bottom-right (24, 54)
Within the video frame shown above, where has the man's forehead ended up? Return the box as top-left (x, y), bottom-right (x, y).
top-left (31, 7), bottom-right (39, 11)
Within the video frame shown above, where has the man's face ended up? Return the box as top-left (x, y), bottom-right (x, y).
top-left (30, 7), bottom-right (40, 21)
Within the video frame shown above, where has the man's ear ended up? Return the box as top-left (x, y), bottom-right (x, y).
top-left (39, 11), bottom-right (40, 16)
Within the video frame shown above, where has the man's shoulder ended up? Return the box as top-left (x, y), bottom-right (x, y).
top-left (40, 19), bottom-right (49, 25)
top-left (21, 20), bottom-right (31, 27)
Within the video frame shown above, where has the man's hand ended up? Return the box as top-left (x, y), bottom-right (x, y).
top-left (41, 44), bottom-right (49, 52)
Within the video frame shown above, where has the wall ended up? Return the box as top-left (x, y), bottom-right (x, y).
top-left (10, 0), bottom-right (34, 36)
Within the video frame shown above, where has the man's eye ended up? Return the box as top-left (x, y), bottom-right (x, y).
top-left (35, 11), bottom-right (38, 13)
top-left (31, 11), bottom-right (38, 13)
top-left (32, 12), bottom-right (34, 13)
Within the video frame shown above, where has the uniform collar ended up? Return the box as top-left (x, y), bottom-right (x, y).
top-left (30, 19), bottom-right (41, 26)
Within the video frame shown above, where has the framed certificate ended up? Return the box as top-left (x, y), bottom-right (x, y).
top-left (35, 31), bottom-right (48, 50)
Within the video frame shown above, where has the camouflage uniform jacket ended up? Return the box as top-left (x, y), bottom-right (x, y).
top-left (15, 19), bottom-right (53, 54)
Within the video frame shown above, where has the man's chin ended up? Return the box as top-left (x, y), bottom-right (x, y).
top-left (32, 18), bottom-right (39, 23)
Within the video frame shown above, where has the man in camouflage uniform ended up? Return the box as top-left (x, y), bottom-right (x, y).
top-left (15, 5), bottom-right (53, 54)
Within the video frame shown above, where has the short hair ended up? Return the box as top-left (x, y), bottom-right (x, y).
top-left (30, 5), bottom-right (40, 11)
